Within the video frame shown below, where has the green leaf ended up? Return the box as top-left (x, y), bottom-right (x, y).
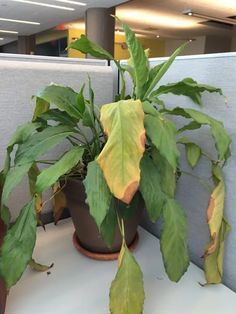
top-left (109, 244), bottom-right (145, 314)
top-left (68, 34), bottom-right (114, 60)
top-left (0, 172), bottom-right (11, 225)
top-left (37, 84), bottom-right (83, 120)
top-left (82, 103), bottom-right (95, 128)
top-left (160, 198), bottom-right (189, 282)
top-left (100, 197), bottom-right (117, 248)
top-left (140, 154), bottom-right (165, 222)
top-left (97, 99), bottom-right (145, 204)
top-left (83, 161), bottom-right (112, 230)
top-left (32, 97), bottom-right (50, 121)
top-left (40, 109), bottom-right (78, 127)
top-left (2, 163), bottom-right (33, 206)
top-left (0, 199), bottom-right (37, 288)
top-left (143, 102), bottom-right (179, 170)
top-left (36, 146), bottom-right (84, 194)
top-left (119, 19), bottom-right (149, 99)
top-left (3, 122), bottom-right (41, 176)
top-left (28, 163), bottom-right (41, 196)
top-left (167, 107), bottom-right (231, 162)
top-left (77, 84), bottom-right (86, 114)
top-left (151, 77), bottom-right (223, 106)
top-left (177, 121), bottom-right (201, 133)
top-left (152, 148), bottom-right (176, 198)
top-left (144, 41), bottom-right (189, 98)
top-left (178, 137), bottom-right (201, 168)
top-left (15, 125), bottom-right (75, 165)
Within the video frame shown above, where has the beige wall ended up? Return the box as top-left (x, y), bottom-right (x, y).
top-left (164, 36), bottom-right (206, 56)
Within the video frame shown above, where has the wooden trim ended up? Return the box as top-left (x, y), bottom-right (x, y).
top-left (0, 219), bottom-right (7, 314)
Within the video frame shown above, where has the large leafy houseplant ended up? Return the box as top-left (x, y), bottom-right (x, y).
top-left (0, 19), bottom-right (231, 313)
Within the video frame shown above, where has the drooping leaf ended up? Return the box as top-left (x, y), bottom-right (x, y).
top-left (152, 148), bottom-right (176, 198)
top-left (144, 41), bottom-right (189, 98)
top-left (83, 161), bottom-right (112, 230)
top-left (0, 199), bottom-right (37, 288)
top-left (100, 197), bottom-right (117, 248)
top-left (204, 165), bottom-right (230, 284)
top-left (32, 97), bottom-right (50, 121)
top-left (96, 99), bottom-right (145, 204)
top-left (37, 84), bottom-right (83, 120)
top-left (178, 137), bottom-right (202, 168)
top-left (143, 102), bottom-right (179, 170)
top-left (160, 198), bottom-right (189, 282)
top-left (52, 182), bottom-right (67, 225)
top-left (3, 122), bottom-right (41, 177)
top-left (204, 218), bottom-right (230, 284)
top-left (151, 77), bottom-right (223, 106)
top-left (2, 163), bottom-right (33, 206)
top-left (140, 154), bottom-right (166, 222)
top-left (118, 18), bottom-right (149, 99)
top-left (68, 34), bottom-right (114, 60)
top-left (109, 243), bottom-right (145, 314)
top-left (35, 146), bottom-right (84, 193)
top-left (15, 125), bottom-right (75, 165)
top-left (40, 109), bottom-right (78, 127)
top-left (166, 107), bottom-right (231, 162)
top-left (29, 258), bottom-right (53, 272)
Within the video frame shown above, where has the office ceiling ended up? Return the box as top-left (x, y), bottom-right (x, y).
top-left (0, 0), bottom-right (127, 45)
top-left (0, 0), bottom-right (236, 47)
top-left (117, 0), bottom-right (236, 39)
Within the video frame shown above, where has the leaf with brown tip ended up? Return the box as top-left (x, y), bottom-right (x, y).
top-left (96, 99), bottom-right (145, 204)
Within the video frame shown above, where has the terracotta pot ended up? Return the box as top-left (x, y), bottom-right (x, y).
top-left (62, 179), bottom-right (143, 254)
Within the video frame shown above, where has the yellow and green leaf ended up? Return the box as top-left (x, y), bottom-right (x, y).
top-left (204, 164), bottom-right (230, 284)
top-left (96, 99), bottom-right (145, 204)
top-left (109, 243), bottom-right (145, 314)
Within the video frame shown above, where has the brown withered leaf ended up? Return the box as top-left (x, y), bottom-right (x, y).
top-left (52, 182), bottom-right (67, 225)
top-left (29, 258), bottom-right (54, 272)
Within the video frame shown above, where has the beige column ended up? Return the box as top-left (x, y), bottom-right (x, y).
top-left (85, 7), bottom-right (115, 58)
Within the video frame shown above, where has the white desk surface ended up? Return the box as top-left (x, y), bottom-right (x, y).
top-left (6, 218), bottom-right (236, 314)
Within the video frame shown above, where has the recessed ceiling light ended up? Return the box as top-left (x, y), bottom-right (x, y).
top-left (11, 0), bottom-right (75, 11)
top-left (0, 38), bottom-right (4, 40)
top-left (0, 17), bottom-right (40, 25)
top-left (0, 29), bottom-right (18, 34)
top-left (54, 0), bottom-right (86, 6)
top-left (156, 35), bottom-right (160, 38)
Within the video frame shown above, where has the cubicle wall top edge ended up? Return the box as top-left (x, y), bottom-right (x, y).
top-left (0, 53), bottom-right (108, 66)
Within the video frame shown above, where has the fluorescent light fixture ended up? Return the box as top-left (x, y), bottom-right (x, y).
top-left (183, 9), bottom-right (236, 25)
top-left (12, 0), bottom-right (75, 11)
top-left (0, 38), bottom-right (4, 40)
top-left (54, 0), bottom-right (86, 6)
top-left (0, 29), bottom-right (18, 34)
top-left (0, 17), bottom-right (40, 25)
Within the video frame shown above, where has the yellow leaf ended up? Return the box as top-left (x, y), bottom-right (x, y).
top-left (97, 99), bottom-right (145, 204)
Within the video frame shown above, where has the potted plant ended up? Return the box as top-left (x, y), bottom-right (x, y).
top-left (0, 18), bottom-right (231, 314)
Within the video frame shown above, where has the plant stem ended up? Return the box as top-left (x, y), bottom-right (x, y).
top-left (181, 170), bottom-right (212, 192)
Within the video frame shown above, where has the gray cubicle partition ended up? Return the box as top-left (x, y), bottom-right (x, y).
top-left (0, 55), bottom-right (114, 220)
top-left (124, 53), bottom-right (236, 292)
